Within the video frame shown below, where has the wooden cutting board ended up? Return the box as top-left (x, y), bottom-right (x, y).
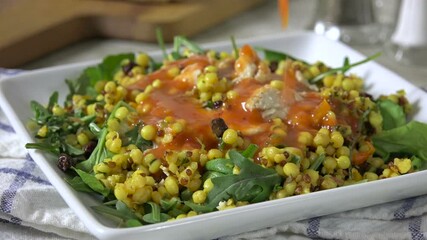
top-left (0, 0), bottom-right (265, 68)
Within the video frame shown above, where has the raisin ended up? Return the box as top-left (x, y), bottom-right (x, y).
top-left (57, 153), bottom-right (75, 172)
top-left (211, 118), bottom-right (228, 138)
top-left (122, 61), bottom-right (137, 76)
top-left (83, 141), bottom-right (97, 158)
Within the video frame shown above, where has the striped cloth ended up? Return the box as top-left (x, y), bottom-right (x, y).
top-left (1, 68), bottom-right (427, 240)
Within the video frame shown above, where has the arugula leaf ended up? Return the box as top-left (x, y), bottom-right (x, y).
top-left (76, 102), bottom-right (132, 172)
top-left (309, 153), bottom-right (325, 170)
top-left (126, 219), bottom-right (143, 227)
top-left (116, 200), bottom-right (139, 220)
top-left (170, 35), bottom-right (204, 60)
top-left (411, 155), bottom-right (427, 171)
top-left (377, 99), bottom-right (406, 130)
top-left (241, 144), bottom-right (258, 158)
top-left (66, 53), bottom-right (134, 99)
top-left (73, 168), bottom-right (110, 197)
top-left (309, 52), bottom-right (381, 84)
top-left (92, 201), bottom-right (142, 226)
top-left (30, 100), bottom-right (51, 125)
top-left (47, 91), bottom-right (59, 111)
top-left (160, 197), bottom-right (180, 211)
top-left (65, 176), bottom-right (94, 193)
top-left (205, 158), bottom-right (234, 175)
top-left (76, 126), bottom-right (109, 172)
top-left (372, 121), bottom-right (427, 162)
top-left (156, 27), bottom-right (168, 60)
top-left (123, 123), bottom-right (152, 150)
top-left (147, 56), bottom-right (162, 73)
top-left (142, 202), bottom-right (171, 224)
top-left (186, 149), bottom-right (281, 213)
top-left (231, 36), bottom-right (238, 58)
top-left (254, 47), bottom-right (308, 64)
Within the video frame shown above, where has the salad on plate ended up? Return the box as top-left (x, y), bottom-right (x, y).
top-left (25, 35), bottom-right (427, 227)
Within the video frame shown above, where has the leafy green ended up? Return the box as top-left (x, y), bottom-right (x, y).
top-left (309, 153), bottom-right (325, 170)
top-left (231, 36), bottom-right (238, 58)
top-left (65, 176), bottom-right (94, 193)
top-left (26, 92), bottom-right (96, 157)
top-left (47, 92), bottom-right (59, 111)
top-left (377, 99), bottom-right (406, 130)
top-left (309, 52), bottom-right (381, 84)
top-left (185, 147), bottom-right (282, 213)
top-left (241, 144), bottom-right (258, 158)
top-left (205, 158), bottom-right (234, 175)
top-left (123, 123), bottom-right (152, 150)
top-left (30, 100), bottom-right (51, 125)
top-left (126, 219), bottom-right (143, 227)
top-left (76, 102), bottom-right (135, 172)
top-left (72, 168), bottom-right (110, 197)
top-left (66, 53), bottom-right (134, 98)
top-left (160, 197), bottom-right (180, 211)
top-left (411, 155), bottom-right (427, 171)
top-left (76, 126), bottom-right (109, 172)
top-left (372, 121), bottom-right (427, 162)
top-left (142, 202), bottom-right (171, 223)
top-left (156, 27), bottom-right (168, 60)
top-left (92, 201), bottom-right (142, 226)
top-left (254, 47), bottom-right (307, 64)
top-left (170, 35), bottom-right (204, 60)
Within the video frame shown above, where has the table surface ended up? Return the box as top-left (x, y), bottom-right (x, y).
top-left (22, 0), bottom-right (427, 89)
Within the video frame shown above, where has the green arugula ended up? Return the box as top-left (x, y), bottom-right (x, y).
top-left (26, 92), bottom-right (95, 157)
top-left (123, 123), bottom-right (153, 150)
top-left (377, 99), bottom-right (406, 130)
top-left (65, 176), bottom-right (94, 193)
top-left (72, 168), bottom-right (110, 197)
top-left (66, 53), bottom-right (134, 99)
top-left (309, 52), bottom-right (381, 84)
top-left (76, 101), bottom-right (144, 172)
top-left (309, 153), bottom-right (325, 170)
top-left (254, 47), bottom-right (308, 64)
top-left (75, 125), bottom-right (109, 173)
top-left (155, 27), bottom-right (168, 60)
top-left (185, 145), bottom-right (282, 213)
top-left (142, 202), bottom-right (171, 224)
top-left (231, 36), bottom-right (239, 58)
top-left (372, 121), bottom-right (427, 162)
top-left (92, 200), bottom-right (143, 227)
top-left (170, 35), bottom-right (204, 60)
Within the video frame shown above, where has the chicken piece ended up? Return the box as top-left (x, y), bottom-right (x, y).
top-left (245, 85), bottom-right (288, 120)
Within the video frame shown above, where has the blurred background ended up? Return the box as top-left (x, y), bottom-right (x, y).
top-left (0, 0), bottom-right (426, 86)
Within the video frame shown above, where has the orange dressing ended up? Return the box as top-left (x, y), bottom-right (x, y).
top-left (128, 54), bottom-right (361, 157)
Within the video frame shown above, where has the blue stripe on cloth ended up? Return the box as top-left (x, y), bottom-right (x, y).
top-left (306, 217), bottom-right (321, 238)
top-left (0, 168), bottom-right (50, 185)
top-left (0, 158), bottom-right (36, 213)
top-left (394, 197), bottom-right (417, 220)
top-left (0, 121), bottom-right (15, 133)
top-left (409, 216), bottom-right (426, 240)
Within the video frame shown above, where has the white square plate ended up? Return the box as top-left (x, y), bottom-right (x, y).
top-left (1, 32), bottom-right (427, 240)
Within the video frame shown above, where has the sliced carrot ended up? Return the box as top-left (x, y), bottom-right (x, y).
top-left (352, 141), bottom-right (375, 165)
top-left (312, 99), bottom-right (331, 124)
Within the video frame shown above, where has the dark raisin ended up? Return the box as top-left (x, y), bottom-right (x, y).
top-left (269, 61), bottom-right (279, 72)
top-left (122, 61), bottom-right (137, 76)
top-left (213, 100), bottom-right (224, 109)
top-left (57, 153), bottom-right (75, 172)
top-left (83, 141), bottom-right (97, 158)
top-left (211, 118), bottom-right (228, 138)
